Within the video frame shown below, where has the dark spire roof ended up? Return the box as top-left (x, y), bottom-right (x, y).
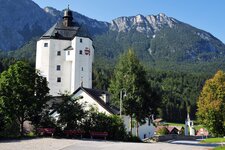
top-left (63, 5), bottom-right (73, 26)
top-left (40, 7), bottom-right (90, 40)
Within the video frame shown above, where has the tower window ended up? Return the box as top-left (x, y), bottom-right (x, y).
top-left (81, 67), bottom-right (83, 71)
top-left (57, 51), bottom-right (61, 56)
top-left (80, 38), bottom-right (83, 43)
top-left (56, 65), bottom-right (61, 71)
top-left (44, 43), bottom-right (48, 47)
top-left (67, 51), bottom-right (70, 55)
top-left (57, 77), bottom-right (61, 82)
top-left (79, 50), bottom-right (82, 55)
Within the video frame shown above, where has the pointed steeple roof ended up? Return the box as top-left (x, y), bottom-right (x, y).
top-left (40, 6), bottom-right (91, 40)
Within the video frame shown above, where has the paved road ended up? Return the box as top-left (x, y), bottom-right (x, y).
top-left (62, 140), bottom-right (216, 150)
top-left (0, 138), bottom-right (216, 150)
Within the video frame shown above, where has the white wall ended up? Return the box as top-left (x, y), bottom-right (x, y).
top-left (72, 37), bottom-right (94, 92)
top-left (72, 90), bottom-right (112, 115)
top-left (123, 116), bottom-right (155, 139)
top-left (36, 36), bottom-right (94, 96)
top-left (36, 40), bottom-right (50, 79)
top-left (36, 39), bottom-right (72, 95)
top-left (48, 39), bottom-right (71, 95)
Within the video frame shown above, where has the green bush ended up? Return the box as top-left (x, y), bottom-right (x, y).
top-left (0, 118), bottom-right (20, 138)
top-left (83, 111), bottom-right (128, 141)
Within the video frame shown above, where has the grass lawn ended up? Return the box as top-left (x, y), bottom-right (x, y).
top-left (214, 146), bottom-right (225, 150)
top-left (165, 122), bottom-right (184, 127)
top-left (201, 138), bottom-right (225, 150)
top-left (201, 138), bottom-right (225, 143)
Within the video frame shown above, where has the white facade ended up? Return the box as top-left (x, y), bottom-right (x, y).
top-left (36, 8), bottom-right (94, 96)
top-left (123, 116), bottom-right (155, 139)
top-left (72, 89), bottom-right (112, 115)
top-left (36, 35), bottom-right (94, 96)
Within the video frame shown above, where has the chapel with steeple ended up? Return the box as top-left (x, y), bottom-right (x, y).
top-left (36, 7), bottom-right (94, 96)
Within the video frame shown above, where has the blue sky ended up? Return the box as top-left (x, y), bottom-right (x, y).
top-left (34, 0), bottom-right (225, 43)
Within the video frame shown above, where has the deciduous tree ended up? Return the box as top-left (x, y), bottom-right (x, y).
top-left (55, 94), bottom-right (86, 130)
top-left (0, 61), bottom-right (49, 136)
top-left (109, 49), bottom-right (158, 136)
top-left (196, 70), bottom-right (225, 136)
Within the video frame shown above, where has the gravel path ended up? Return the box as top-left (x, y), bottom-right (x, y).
top-left (0, 138), bottom-right (216, 150)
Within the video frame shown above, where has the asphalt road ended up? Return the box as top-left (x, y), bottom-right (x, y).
top-left (61, 140), bottom-right (216, 150)
top-left (0, 138), bottom-right (217, 150)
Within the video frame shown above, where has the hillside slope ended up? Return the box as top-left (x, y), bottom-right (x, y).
top-left (1, 0), bottom-right (225, 73)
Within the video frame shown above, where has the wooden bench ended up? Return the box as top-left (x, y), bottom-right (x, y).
top-left (37, 128), bottom-right (55, 136)
top-left (64, 130), bottom-right (85, 138)
top-left (90, 131), bottom-right (108, 140)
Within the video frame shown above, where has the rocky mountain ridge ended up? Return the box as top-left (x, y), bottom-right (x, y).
top-left (1, 0), bottom-right (225, 73)
top-left (110, 13), bottom-right (177, 34)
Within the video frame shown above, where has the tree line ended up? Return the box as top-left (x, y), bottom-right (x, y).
top-left (93, 55), bottom-right (210, 123)
top-left (0, 51), bottom-right (224, 138)
top-left (0, 61), bottom-right (127, 140)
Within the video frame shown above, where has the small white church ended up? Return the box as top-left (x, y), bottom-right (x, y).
top-left (36, 7), bottom-right (155, 139)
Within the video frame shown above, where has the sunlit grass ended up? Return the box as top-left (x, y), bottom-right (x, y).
top-left (164, 122), bottom-right (184, 127)
top-left (213, 146), bottom-right (225, 150)
top-left (201, 138), bottom-right (225, 143)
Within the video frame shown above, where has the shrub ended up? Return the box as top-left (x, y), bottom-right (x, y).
top-left (83, 111), bottom-right (128, 141)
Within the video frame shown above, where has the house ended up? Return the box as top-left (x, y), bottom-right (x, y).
top-left (72, 87), bottom-right (155, 139)
top-left (155, 126), bottom-right (184, 135)
top-left (72, 87), bottom-right (119, 115)
top-left (167, 126), bottom-right (179, 134)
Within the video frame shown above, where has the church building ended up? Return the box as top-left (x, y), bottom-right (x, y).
top-left (36, 7), bottom-right (94, 96)
top-left (36, 7), bottom-right (155, 140)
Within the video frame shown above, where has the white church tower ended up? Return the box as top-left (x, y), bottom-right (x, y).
top-left (36, 7), bottom-right (94, 96)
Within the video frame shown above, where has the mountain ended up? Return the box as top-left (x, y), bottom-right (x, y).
top-left (93, 14), bottom-right (225, 72)
top-left (1, 0), bottom-right (225, 73)
top-left (0, 0), bottom-right (108, 51)
top-left (110, 13), bottom-right (176, 33)
top-left (0, 0), bottom-right (58, 50)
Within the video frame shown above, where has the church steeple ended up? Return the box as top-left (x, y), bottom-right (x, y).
top-left (63, 5), bottom-right (73, 27)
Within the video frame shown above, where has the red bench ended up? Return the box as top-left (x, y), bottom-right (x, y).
top-left (37, 128), bottom-right (55, 136)
top-left (90, 131), bottom-right (108, 140)
top-left (64, 130), bottom-right (85, 138)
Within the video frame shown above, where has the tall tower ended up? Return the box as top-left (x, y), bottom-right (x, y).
top-left (36, 7), bottom-right (94, 96)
